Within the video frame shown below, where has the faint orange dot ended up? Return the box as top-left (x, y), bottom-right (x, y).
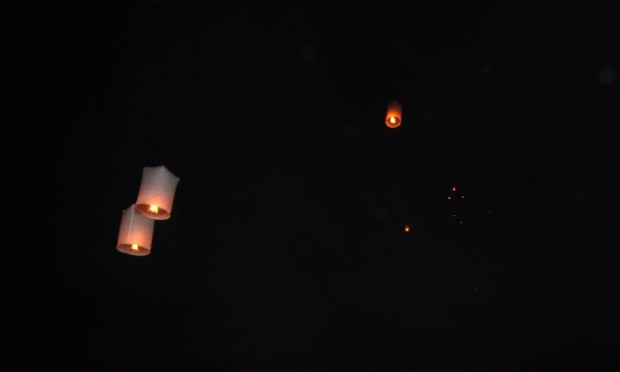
top-left (404, 225), bottom-right (411, 232)
top-left (459, 221), bottom-right (463, 224)
top-left (452, 187), bottom-right (456, 192)
top-left (448, 196), bottom-right (451, 200)
top-left (461, 195), bottom-right (464, 199)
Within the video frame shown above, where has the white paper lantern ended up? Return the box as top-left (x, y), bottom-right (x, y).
top-left (385, 100), bottom-right (402, 128)
top-left (135, 165), bottom-right (180, 220)
top-left (116, 205), bottom-right (155, 256)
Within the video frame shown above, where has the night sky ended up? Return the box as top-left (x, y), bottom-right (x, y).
top-left (4, 1), bottom-right (620, 371)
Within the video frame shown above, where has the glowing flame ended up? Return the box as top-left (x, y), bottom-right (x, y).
top-left (404, 225), bottom-right (410, 232)
top-left (131, 244), bottom-right (139, 252)
top-left (148, 204), bottom-right (159, 214)
top-left (452, 187), bottom-right (456, 192)
top-left (390, 116), bottom-right (396, 124)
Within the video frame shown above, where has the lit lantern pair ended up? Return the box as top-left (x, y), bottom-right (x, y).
top-left (116, 166), bottom-right (180, 256)
top-left (385, 100), bottom-right (402, 128)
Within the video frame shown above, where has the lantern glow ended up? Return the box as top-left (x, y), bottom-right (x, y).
top-left (117, 205), bottom-right (155, 256)
top-left (136, 166), bottom-right (180, 220)
top-left (385, 100), bottom-right (402, 128)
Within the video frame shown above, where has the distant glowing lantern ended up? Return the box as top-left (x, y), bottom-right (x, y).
top-left (117, 205), bottom-right (155, 256)
top-left (385, 100), bottom-right (402, 128)
top-left (404, 225), bottom-right (411, 232)
top-left (135, 166), bottom-right (180, 220)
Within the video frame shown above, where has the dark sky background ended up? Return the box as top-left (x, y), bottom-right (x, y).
top-left (4, 1), bottom-right (620, 371)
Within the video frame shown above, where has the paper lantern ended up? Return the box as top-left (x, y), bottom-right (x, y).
top-left (385, 100), bottom-right (402, 128)
top-left (117, 205), bottom-right (155, 256)
top-left (135, 166), bottom-right (180, 220)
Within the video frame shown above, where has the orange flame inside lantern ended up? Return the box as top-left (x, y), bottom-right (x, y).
top-left (385, 100), bottom-right (402, 128)
top-left (131, 244), bottom-right (139, 252)
top-left (148, 204), bottom-right (159, 214)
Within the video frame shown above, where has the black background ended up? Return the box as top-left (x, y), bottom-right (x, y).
top-left (4, 1), bottom-right (620, 370)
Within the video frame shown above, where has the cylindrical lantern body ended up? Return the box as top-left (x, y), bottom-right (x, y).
top-left (385, 100), bottom-right (402, 128)
top-left (117, 205), bottom-right (155, 256)
top-left (135, 166), bottom-right (180, 220)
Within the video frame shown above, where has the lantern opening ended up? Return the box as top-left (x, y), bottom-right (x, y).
top-left (135, 204), bottom-right (171, 220)
top-left (117, 243), bottom-right (150, 256)
top-left (385, 115), bottom-right (401, 128)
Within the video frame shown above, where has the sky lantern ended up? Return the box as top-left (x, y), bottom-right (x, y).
top-left (385, 100), bottom-right (402, 128)
top-left (117, 205), bottom-right (155, 256)
top-left (135, 166), bottom-right (180, 220)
